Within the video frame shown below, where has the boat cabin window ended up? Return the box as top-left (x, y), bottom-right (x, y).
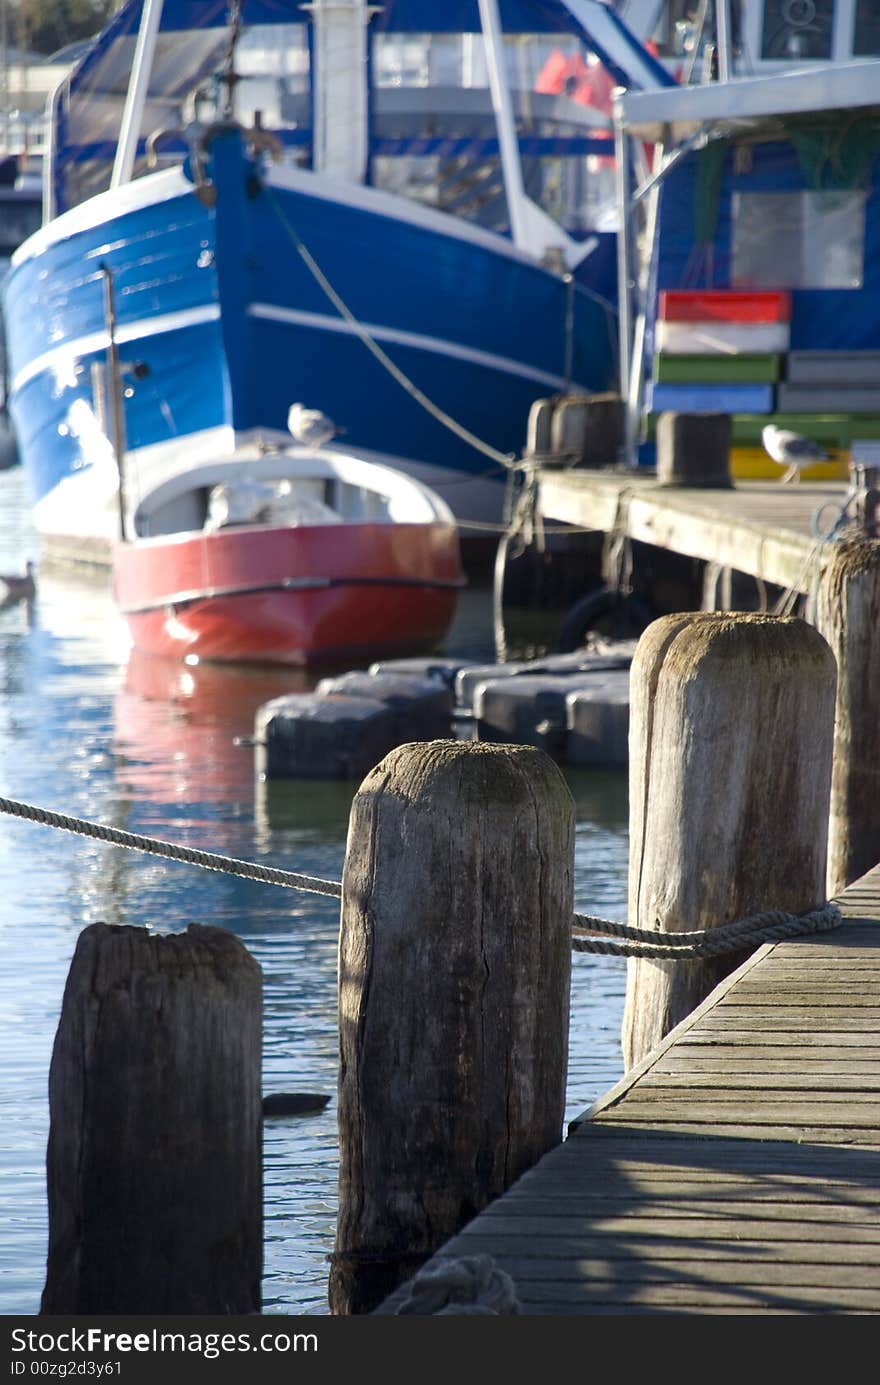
top-left (370, 32), bottom-right (616, 236)
top-left (854, 1), bottom-right (880, 55)
top-left (644, 1), bottom-right (743, 76)
top-left (0, 199), bottom-right (43, 256)
top-left (761, 0), bottom-right (833, 61)
top-left (52, 15), bottom-right (311, 215)
top-left (231, 25), bottom-right (310, 161)
top-left (648, 1), bottom-right (741, 58)
top-left (731, 188), bottom-right (865, 289)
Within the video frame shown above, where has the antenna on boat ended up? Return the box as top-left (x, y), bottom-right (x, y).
top-left (219, 0), bottom-right (244, 123)
top-left (100, 264), bottom-right (128, 542)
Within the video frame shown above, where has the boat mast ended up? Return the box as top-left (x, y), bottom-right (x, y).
top-left (477, 0), bottom-right (586, 268)
top-left (476, 0), bottom-right (532, 251)
top-left (111, 0), bottom-right (166, 189)
top-left (305, 0), bottom-right (371, 183)
top-left (715, 0), bottom-right (733, 81)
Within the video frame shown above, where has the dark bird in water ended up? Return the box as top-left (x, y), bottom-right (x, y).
top-left (0, 560), bottom-right (36, 605)
top-left (762, 424), bottom-right (830, 483)
top-left (262, 1092), bottom-right (330, 1118)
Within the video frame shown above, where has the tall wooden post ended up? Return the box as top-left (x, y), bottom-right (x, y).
top-left (622, 612), bottom-right (837, 1070)
top-left (330, 740), bottom-right (574, 1316)
top-left (42, 922), bottom-right (263, 1314)
top-left (816, 534), bottom-right (880, 895)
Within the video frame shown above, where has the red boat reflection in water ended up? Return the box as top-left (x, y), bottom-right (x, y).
top-left (116, 648), bottom-right (312, 806)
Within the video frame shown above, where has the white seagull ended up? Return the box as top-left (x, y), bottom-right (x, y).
top-left (762, 424), bottom-right (830, 483)
top-left (287, 402), bottom-right (338, 450)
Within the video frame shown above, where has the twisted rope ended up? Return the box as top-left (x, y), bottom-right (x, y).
top-left (573, 903), bottom-right (842, 958)
top-left (0, 796), bottom-right (341, 899)
top-left (0, 796), bottom-right (842, 955)
top-left (263, 187), bottom-right (518, 471)
top-left (393, 1256), bottom-right (520, 1316)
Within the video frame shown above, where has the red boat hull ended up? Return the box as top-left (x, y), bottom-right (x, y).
top-left (113, 521), bottom-right (464, 667)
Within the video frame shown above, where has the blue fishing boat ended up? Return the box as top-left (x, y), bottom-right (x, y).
top-left (2, 0), bottom-right (671, 561)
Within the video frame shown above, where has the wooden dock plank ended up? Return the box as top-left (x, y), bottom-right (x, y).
top-left (536, 471), bottom-right (850, 592)
top-left (375, 868), bottom-right (880, 1316)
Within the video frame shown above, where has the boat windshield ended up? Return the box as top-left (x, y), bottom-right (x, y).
top-left (49, 2), bottom-right (311, 217)
top-left (371, 30), bottom-right (616, 235)
top-left (49, 0), bottom-right (661, 233)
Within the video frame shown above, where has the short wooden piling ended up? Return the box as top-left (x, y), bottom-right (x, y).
top-left (816, 534), bottom-right (880, 895)
top-left (41, 922), bottom-right (263, 1314)
top-left (622, 612), bottom-right (837, 1070)
top-left (330, 740), bottom-right (574, 1316)
top-left (656, 411), bottom-right (732, 488)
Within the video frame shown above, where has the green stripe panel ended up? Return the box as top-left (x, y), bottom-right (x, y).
top-left (730, 414), bottom-right (880, 446)
top-left (653, 353), bottom-right (782, 383)
top-left (645, 414), bottom-right (880, 445)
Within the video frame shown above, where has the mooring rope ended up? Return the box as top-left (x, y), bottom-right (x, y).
top-left (573, 904), bottom-right (842, 958)
top-left (0, 796), bottom-right (341, 899)
top-left (263, 185), bottom-right (519, 471)
top-left (0, 795), bottom-right (842, 957)
top-left (393, 1255), bottom-right (521, 1316)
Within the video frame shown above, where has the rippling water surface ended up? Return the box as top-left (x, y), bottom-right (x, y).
top-left (0, 464), bottom-right (628, 1316)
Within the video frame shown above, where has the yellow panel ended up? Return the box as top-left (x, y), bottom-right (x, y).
top-left (730, 446), bottom-right (849, 482)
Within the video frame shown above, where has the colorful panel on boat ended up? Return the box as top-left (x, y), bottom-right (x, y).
top-left (648, 382), bottom-right (775, 415)
top-left (654, 321), bottom-right (790, 356)
top-left (729, 413), bottom-right (880, 446)
top-left (648, 414), bottom-right (880, 467)
top-left (652, 353), bottom-right (782, 383)
top-left (786, 352), bottom-right (880, 386)
top-left (730, 446), bottom-right (848, 482)
top-left (658, 291), bottom-right (792, 323)
top-left (777, 384), bottom-right (880, 413)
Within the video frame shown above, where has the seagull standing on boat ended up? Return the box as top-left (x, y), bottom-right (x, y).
top-left (0, 560), bottom-right (36, 606)
top-left (762, 424), bottom-right (830, 483)
top-left (287, 403), bottom-right (338, 450)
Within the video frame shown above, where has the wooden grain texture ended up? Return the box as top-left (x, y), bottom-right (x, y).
top-left (817, 536), bottom-right (880, 895)
top-left (41, 922), bottom-right (263, 1314)
top-left (374, 873), bottom-right (880, 1316)
top-left (537, 471), bottom-right (846, 591)
top-left (330, 740), bottom-right (574, 1315)
top-left (622, 612), bottom-right (837, 1069)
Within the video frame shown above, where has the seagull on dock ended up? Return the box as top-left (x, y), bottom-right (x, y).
top-left (287, 403), bottom-right (338, 451)
top-left (762, 424), bottom-right (830, 484)
top-left (0, 560), bottom-right (36, 606)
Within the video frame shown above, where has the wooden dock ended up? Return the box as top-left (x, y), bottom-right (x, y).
top-left (537, 469), bottom-right (852, 593)
top-left (375, 864), bottom-right (880, 1316)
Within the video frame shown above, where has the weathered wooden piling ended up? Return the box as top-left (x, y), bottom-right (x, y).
top-left (622, 612), bottom-right (837, 1070)
top-left (656, 411), bottom-right (732, 487)
top-left (816, 534), bottom-right (880, 896)
top-left (42, 922), bottom-right (263, 1314)
top-left (330, 740), bottom-right (574, 1316)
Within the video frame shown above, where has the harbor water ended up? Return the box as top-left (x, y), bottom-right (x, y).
top-left (0, 463), bottom-right (628, 1316)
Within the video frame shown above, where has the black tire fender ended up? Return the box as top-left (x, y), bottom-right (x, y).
top-left (557, 587), bottom-right (653, 653)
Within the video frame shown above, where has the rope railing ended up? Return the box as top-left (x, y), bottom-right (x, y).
top-left (0, 795), bottom-right (842, 958)
top-left (0, 795), bottom-right (341, 899)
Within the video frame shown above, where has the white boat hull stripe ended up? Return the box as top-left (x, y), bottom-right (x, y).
top-left (12, 300), bottom-right (572, 398)
top-left (10, 304), bottom-right (222, 396)
top-left (249, 302), bottom-right (569, 390)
